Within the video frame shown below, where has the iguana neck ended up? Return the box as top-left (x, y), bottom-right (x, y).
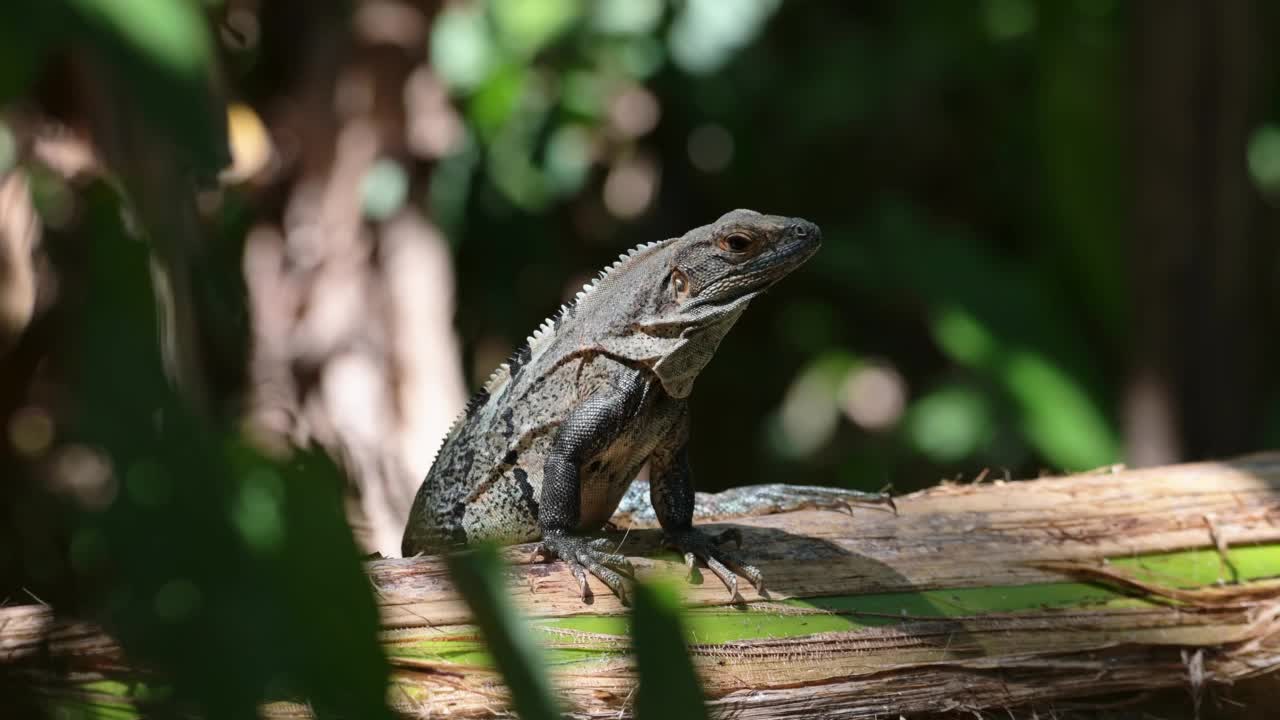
top-left (645, 298), bottom-right (751, 398)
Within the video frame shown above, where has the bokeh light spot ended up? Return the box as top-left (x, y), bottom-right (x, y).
top-left (1247, 125), bottom-right (1280, 197)
top-left (840, 363), bottom-right (907, 432)
top-left (772, 355), bottom-right (856, 459)
top-left (9, 405), bottom-right (54, 457)
top-left (0, 122), bottom-right (16, 174)
top-left (52, 445), bottom-right (117, 511)
top-left (233, 468), bottom-right (285, 552)
top-left (593, 0), bottom-right (663, 35)
top-left (545, 124), bottom-right (593, 194)
top-left (220, 103), bottom-right (273, 184)
top-left (983, 0), bottom-right (1036, 41)
top-left (603, 155), bottom-right (657, 218)
top-left (668, 0), bottom-right (781, 75)
top-left (609, 85), bottom-right (660, 139)
top-left (906, 385), bottom-right (992, 462)
top-left (431, 5), bottom-right (495, 91)
top-left (361, 158), bottom-right (409, 221)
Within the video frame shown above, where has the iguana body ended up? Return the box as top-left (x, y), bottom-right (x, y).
top-left (403, 210), bottom-right (886, 601)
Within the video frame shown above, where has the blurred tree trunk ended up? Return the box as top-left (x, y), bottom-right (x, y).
top-left (238, 0), bottom-right (466, 555)
top-left (1, 2), bottom-right (468, 559)
top-left (1127, 0), bottom-right (1275, 466)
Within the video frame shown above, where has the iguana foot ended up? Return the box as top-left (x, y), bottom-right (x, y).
top-left (536, 533), bottom-right (635, 604)
top-left (666, 527), bottom-right (763, 600)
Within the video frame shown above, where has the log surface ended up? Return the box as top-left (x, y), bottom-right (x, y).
top-left (7, 454), bottom-right (1280, 718)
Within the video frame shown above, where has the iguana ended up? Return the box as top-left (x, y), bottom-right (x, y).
top-left (402, 209), bottom-right (893, 602)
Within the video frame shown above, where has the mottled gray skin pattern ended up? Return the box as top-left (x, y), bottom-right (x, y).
top-left (403, 210), bottom-right (821, 601)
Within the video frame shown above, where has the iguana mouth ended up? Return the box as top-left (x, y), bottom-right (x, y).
top-left (749, 220), bottom-right (821, 277)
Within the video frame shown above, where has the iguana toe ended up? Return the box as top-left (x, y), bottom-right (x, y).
top-left (667, 528), bottom-right (764, 600)
top-left (538, 533), bottom-right (634, 604)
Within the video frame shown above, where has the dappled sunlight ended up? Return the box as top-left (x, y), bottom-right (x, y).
top-left (3, 1), bottom-right (1279, 718)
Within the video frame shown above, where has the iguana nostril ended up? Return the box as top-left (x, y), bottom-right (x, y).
top-left (791, 220), bottom-right (819, 238)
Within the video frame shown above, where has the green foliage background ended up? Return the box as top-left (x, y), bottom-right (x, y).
top-left (2, 1), bottom-right (1279, 718)
top-left (440, 0), bottom-right (1132, 488)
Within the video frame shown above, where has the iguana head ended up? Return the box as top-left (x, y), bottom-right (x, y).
top-left (666, 209), bottom-right (821, 315)
top-left (589, 209), bottom-right (821, 397)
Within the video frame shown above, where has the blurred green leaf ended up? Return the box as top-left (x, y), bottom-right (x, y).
top-left (905, 383), bottom-right (993, 463)
top-left (70, 0), bottom-right (209, 75)
top-left (429, 138), bottom-right (480, 239)
top-left (1036, 1), bottom-right (1125, 345)
top-left (67, 0), bottom-right (229, 177)
top-left (1003, 350), bottom-right (1118, 471)
top-left (822, 204), bottom-right (1120, 471)
top-left (932, 305), bottom-right (996, 367)
top-left (470, 62), bottom-right (531, 139)
top-left (490, 0), bottom-right (582, 58)
top-left (445, 543), bottom-right (560, 720)
top-left (633, 581), bottom-right (708, 720)
top-left (561, 69), bottom-right (608, 118)
top-left (617, 36), bottom-right (666, 78)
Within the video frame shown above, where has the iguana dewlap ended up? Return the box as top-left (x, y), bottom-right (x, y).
top-left (402, 210), bottom-right (832, 602)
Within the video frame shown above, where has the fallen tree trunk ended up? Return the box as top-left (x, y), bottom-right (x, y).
top-left (8, 454), bottom-right (1280, 717)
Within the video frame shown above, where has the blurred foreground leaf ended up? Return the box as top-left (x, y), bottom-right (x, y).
top-left (68, 0), bottom-right (229, 177)
top-left (64, 181), bottom-right (389, 719)
top-left (445, 543), bottom-right (560, 720)
top-left (633, 581), bottom-right (708, 720)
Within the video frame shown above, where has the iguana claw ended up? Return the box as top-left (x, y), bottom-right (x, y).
top-left (666, 527), bottom-right (764, 600)
top-left (537, 533), bottom-right (635, 605)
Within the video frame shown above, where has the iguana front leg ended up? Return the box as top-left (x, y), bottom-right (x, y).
top-left (536, 371), bottom-right (645, 604)
top-left (649, 407), bottom-right (764, 600)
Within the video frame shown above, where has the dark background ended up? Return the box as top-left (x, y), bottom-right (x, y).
top-left (1, 1), bottom-right (1278, 718)
top-left (446, 0), bottom-right (1279, 492)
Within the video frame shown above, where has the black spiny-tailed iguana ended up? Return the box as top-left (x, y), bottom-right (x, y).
top-left (402, 210), bottom-right (893, 602)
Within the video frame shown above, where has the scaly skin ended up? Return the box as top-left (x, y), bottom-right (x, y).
top-left (403, 210), bottom-right (877, 603)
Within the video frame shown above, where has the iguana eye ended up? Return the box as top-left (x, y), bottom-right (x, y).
top-left (719, 232), bottom-right (753, 253)
top-left (671, 269), bottom-right (690, 298)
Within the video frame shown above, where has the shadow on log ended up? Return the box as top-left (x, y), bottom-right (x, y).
top-left (6, 454), bottom-right (1280, 717)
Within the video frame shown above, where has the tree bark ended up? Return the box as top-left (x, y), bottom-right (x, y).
top-left (7, 454), bottom-right (1280, 717)
top-left (1127, 0), bottom-right (1275, 466)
